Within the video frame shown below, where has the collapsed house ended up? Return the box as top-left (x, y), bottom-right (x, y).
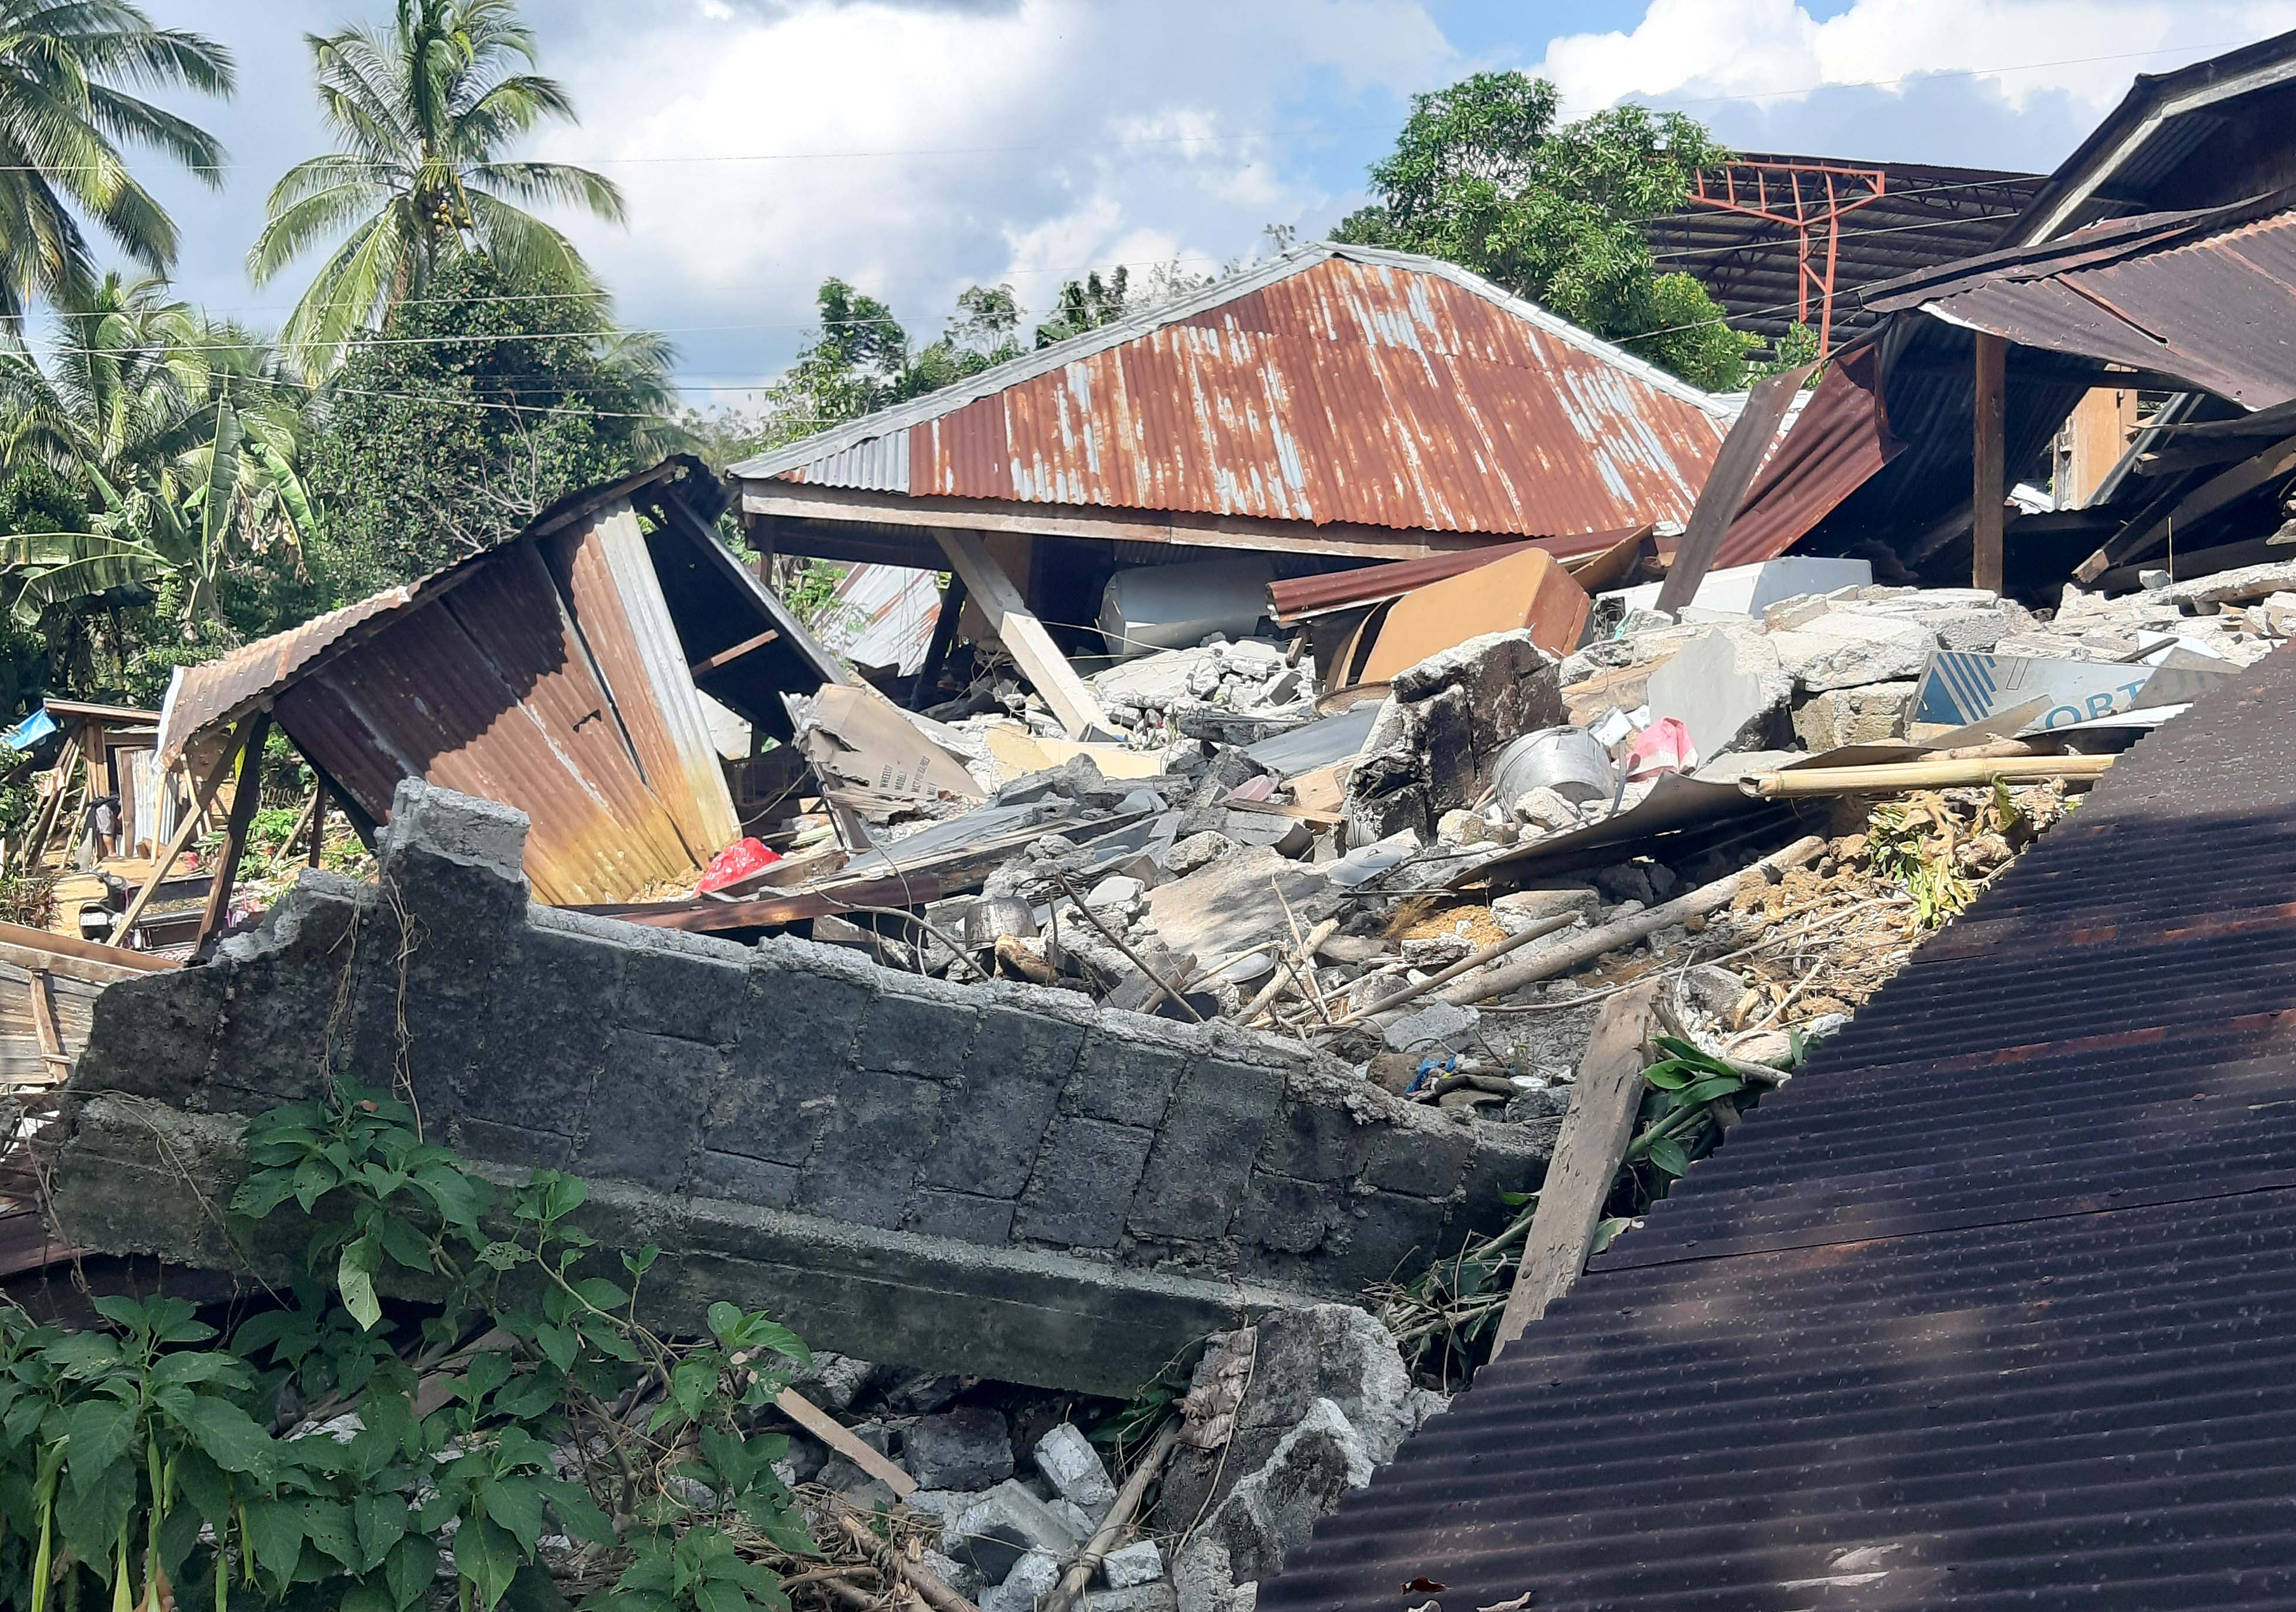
top-left (22, 31), bottom-right (2296, 1612)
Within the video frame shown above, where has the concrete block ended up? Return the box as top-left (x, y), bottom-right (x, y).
top-left (1491, 886), bottom-right (1600, 930)
top-left (853, 975), bottom-right (983, 1079)
top-left (1362, 1122), bottom-right (1471, 1199)
top-left (906, 1408), bottom-right (1015, 1490)
top-left (575, 1029), bottom-right (723, 1193)
top-left (1103, 1541), bottom-right (1164, 1589)
top-left (1256, 1091), bottom-right (1374, 1183)
top-left (1380, 1001), bottom-right (1478, 1054)
top-left (456, 1118), bottom-right (573, 1172)
top-left (794, 1068), bottom-right (948, 1228)
top-left (906, 1189), bottom-right (1019, 1245)
top-left (743, 936), bottom-right (877, 1075)
top-left (922, 1060), bottom-right (1067, 1200)
top-left (788, 1352), bottom-right (877, 1413)
top-left (616, 927), bottom-right (750, 1046)
top-left (1792, 681), bottom-right (1915, 750)
top-left (378, 776), bottom-right (530, 879)
top-left (1086, 1586), bottom-right (1180, 1612)
top-left (1236, 1174), bottom-right (1345, 1256)
top-left (1328, 1191), bottom-right (1452, 1290)
top-left (1194, 1399), bottom-right (1374, 1583)
top-left (1063, 1015), bottom-right (1200, 1131)
top-left (949, 1482), bottom-right (1082, 1582)
top-left (689, 1150), bottom-right (800, 1208)
top-left (71, 944), bottom-right (226, 1103)
top-left (1034, 1423), bottom-right (1118, 1517)
top-left (1769, 614), bottom-right (1937, 692)
top-left (1015, 1117), bottom-right (1156, 1248)
top-left (1127, 1059), bottom-right (1283, 1239)
top-left (924, 1551), bottom-right (983, 1604)
top-left (983, 1550), bottom-right (1062, 1612)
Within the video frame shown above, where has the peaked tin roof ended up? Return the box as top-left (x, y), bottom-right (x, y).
top-left (732, 245), bottom-right (1731, 541)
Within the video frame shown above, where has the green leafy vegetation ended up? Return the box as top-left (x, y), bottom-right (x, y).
top-left (0, 1081), bottom-right (817, 1611)
top-left (1332, 70), bottom-right (1752, 390)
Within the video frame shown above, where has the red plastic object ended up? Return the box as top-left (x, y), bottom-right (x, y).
top-left (1622, 716), bottom-right (1697, 781)
top-left (699, 837), bottom-right (781, 893)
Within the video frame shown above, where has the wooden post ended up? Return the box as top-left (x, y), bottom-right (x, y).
top-left (1972, 330), bottom-right (2007, 593)
top-left (931, 529), bottom-right (1111, 739)
top-left (910, 572), bottom-right (968, 709)
top-left (306, 783), bottom-right (328, 867)
top-left (1491, 983), bottom-right (1662, 1357)
top-left (192, 711), bottom-right (272, 960)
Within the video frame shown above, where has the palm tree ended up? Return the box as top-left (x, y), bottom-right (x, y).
top-left (0, 1), bottom-right (234, 323)
top-left (0, 275), bottom-right (320, 628)
top-left (250, 0), bottom-right (627, 376)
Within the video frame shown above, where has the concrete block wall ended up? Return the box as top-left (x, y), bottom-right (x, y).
top-left (53, 781), bottom-right (1548, 1395)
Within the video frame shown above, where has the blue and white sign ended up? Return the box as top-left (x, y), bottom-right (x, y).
top-left (1914, 648), bottom-right (2234, 731)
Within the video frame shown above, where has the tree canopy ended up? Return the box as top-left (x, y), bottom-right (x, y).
top-left (0, 0), bottom-right (234, 323)
top-left (301, 253), bottom-right (673, 599)
top-left (1334, 71), bottom-right (1751, 390)
top-left (249, 0), bottom-right (626, 376)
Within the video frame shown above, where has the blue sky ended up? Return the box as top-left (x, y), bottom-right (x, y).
top-left (121, 1), bottom-right (2296, 404)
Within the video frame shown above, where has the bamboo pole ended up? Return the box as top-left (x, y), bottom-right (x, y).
top-left (1750, 754), bottom-right (2114, 798)
top-left (1443, 835), bottom-right (1830, 1010)
top-left (1331, 911), bottom-right (1577, 1029)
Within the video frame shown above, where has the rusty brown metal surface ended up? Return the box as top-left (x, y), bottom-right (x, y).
top-left (158, 461), bottom-right (693, 765)
top-left (1266, 525), bottom-right (1647, 625)
top-left (737, 247), bottom-right (1729, 541)
top-left (1258, 644), bottom-right (2296, 1612)
top-left (1866, 191), bottom-right (2296, 409)
top-left (1712, 340), bottom-right (1904, 568)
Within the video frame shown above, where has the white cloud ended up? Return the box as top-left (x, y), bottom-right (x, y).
top-left (1535, 1), bottom-right (2296, 156)
top-left (528, 0), bottom-right (1455, 394)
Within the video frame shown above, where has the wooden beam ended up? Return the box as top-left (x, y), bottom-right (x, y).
top-left (932, 529), bottom-right (1110, 739)
top-left (305, 780), bottom-right (328, 868)
top-left (1972, 330), bottom-right (2007, 593)
top-left (110, 723), bottom-right (251, 947)
top-left (1656, 362), bottom-right (1814, 616)
top-left (688, 626), bottom-right (781, 680)
top-left (192, 711), bottom-right (272, 961)
top-left (743, 481), bottom-right (1491, 563)
top-left (1491, 983), bottom-right (1661, 1357)
top-left (27, 968), bottom-right (67, 1078)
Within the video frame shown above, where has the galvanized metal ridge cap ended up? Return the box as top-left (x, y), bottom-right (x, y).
top-left (726, 245), bottom-right (1730, 484)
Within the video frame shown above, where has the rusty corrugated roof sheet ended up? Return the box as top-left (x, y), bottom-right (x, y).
top-left (824, 563), bottom-right (942, 675)
top-left (732, 247), bottom-right (1730, 540)
top-left (1258, 643), bottom-right (2296, 1612)
top-left (158, 462), bottom-right (691, 764)
top-left (1865, 190), bottom-right (2296, 408)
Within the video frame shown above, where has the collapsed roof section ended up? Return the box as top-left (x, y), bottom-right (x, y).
top-left (732, 245), bottom-right (1732, 571)
top-left (158, 458), bottom-right (852, 907)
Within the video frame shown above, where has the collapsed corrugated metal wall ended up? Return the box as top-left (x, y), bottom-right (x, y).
top-left (1258, 643), bottom-right (2296, 1612)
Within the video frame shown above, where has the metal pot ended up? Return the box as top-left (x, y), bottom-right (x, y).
top-left (1491, 726), bottom-right (1618, 807)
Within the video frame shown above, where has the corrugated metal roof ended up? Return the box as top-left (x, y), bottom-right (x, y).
top-left (734, 247), bottom-right (1730, 541)
top-left (824, 563), bottom-right (942, 675)
top-left (1266, 526), bottom-right (1645, 625)
top-left (158, 460), bottom-right (692, 764)
top-left (1258, 643), bottom-right (2296, 1612)
top-left (1867, 190), bottom-right (2296, 409)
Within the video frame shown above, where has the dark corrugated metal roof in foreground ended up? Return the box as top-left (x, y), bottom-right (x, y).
top-left (734, 247), bottom-right (1730, 541)
top-left (1259, 643), bottom-right (2296, 1612)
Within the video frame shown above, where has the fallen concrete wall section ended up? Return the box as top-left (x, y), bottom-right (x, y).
top-left (50, 781), bottom-right (1547, 1396)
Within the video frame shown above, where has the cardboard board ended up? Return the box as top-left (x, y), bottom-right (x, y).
top-left (1357, 546), bottom-right (1591, 685)
top-left (799, 685), bottom-right (984, 811)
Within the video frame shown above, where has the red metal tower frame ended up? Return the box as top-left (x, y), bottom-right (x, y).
top-left (1687, 160), bottom-right (1888, 356)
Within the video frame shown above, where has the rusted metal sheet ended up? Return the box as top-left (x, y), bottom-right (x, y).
top-left (1258, 644), bottom-right (2296, 1612)
top-left (735, 247), bottom-right (1728, 541)
top-left (1866, 192), bottom-right (2296, 408)
top-left (1267, 525), bottom-right (1648, 624)
top-left (552, 503), bottom-right (740, 865)
top-left (1712, 339), bottom-right (1904, 568)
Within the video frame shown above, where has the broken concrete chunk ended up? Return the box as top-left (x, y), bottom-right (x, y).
top-left (1144, 845), bottom-right (1342, 962)
top-left (1194, 1398), bottom-right (1375, 1584)
top-left (1511, 786), bottom-right (1581, 832)
top-left (1174, 1541), bottom-right (1242, 1612)
top-left (1034, 1423), bottom-right (1118, 1516)
top-left (787, 1351), bottom-right (876, 1413)
top-left (949, 1481), bottom-right (1085, 1582)
top-left (1769, 614), bottom-right (1938, 692)
top-left (1792, 681), bottom-right (1914, 750)
top-left (1087, 1586), bottom-right (1183, 1612)
top-left (1645, 628), bottom-right (1791, 759)
top-left (924, 1550), bottom-right (985, 1604)
top-left (1435, 808), bottom-right (1489, 845)
top-left (1491, 886), bottom-right (1601, 930)
top-left (983, 1549), bottom-right (1063, 1612)
top-left (1381, 1000), bottom-right (1479, 1054)
top-left (906, 1406), bottom-right (1016, 1491)
top-left (1103, 1540), bottom-right (1166, 1589)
